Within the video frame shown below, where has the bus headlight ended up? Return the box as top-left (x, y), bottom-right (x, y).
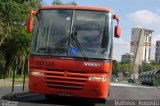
top-left (88, 76), bottom-right (107, 82)
top-left (30, 72), bottom-right (43, 76)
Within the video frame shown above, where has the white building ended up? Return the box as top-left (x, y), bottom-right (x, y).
top-left (155, 41), bottom-right (160, 61)
top-left (130, 27), bottom-right (154, 79)
top-left (121, 53), bottom-right (134, 63)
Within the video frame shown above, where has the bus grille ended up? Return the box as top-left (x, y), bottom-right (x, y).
top-left (44, 70), bottom-right (88, 90)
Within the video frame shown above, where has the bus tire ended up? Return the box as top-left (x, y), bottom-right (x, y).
top-left (45, 94), bottom-right (55, 101)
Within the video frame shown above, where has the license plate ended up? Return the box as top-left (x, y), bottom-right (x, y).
top-left (58, 93), bottom-right (71, 96)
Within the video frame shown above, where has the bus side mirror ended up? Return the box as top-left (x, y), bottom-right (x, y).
top-left (114, 25), bottom-right (121, 38)
top-left (26, 10), bottom-right (37, 33)
top-left (26, 17), bottom-right (33, 33)
top-left (113, 15), bottom-right (121, 38)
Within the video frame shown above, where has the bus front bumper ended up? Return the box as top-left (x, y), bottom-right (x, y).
top-left (29, 73), bottom-right (110, 102)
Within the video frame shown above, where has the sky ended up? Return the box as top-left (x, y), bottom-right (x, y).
top-left (42, 0), bottom-right (160, 61)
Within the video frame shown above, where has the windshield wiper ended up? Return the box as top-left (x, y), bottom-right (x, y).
top-left (71, 31), bottom-right (88, 60)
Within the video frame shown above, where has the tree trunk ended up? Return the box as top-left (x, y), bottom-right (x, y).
top-left (0, 23), bottom-right (11, 46)
top-left (4, 58), bottom-right (10, 77)
top-left (21, 59), bottom-right (25, 76)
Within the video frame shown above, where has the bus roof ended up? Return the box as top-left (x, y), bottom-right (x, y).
top-left (40, 5), bottom-right (112, 12)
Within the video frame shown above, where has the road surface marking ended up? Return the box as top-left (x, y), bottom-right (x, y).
top-left (110, 83), bottom-right (157, 89)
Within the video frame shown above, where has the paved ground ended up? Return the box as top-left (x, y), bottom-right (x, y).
top-left (109, 84), bottom-right (160, 100)
top-left (0, 86), bottom-right (28, 97)
top-left (0, 83), bottom-right (160, 106)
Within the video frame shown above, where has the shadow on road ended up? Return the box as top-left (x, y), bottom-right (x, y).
top-left (2, 93), bottom-right (96, 106)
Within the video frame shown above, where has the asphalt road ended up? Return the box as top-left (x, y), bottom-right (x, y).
top-left (0, 83), bottom-right (160, 106)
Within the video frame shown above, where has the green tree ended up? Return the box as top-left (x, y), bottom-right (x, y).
top-left (0, 0), bottom-right (41, 46)
top-left (0, 0), bottom-right (41, 77)
top-left (117, 62), bottom-right (128, 73)
top-left (116, 62), bottom-right (134, 78)
top-left (52, 0), bottom-right (63, 5)
top-left (66, 1), bottom-right (77, 5)
top-left (112, 60), bottom-right (118, 75)
top-left (139, 62), bottom-right (160, 73)
top-left (52, 0), bottom-right (77, 5)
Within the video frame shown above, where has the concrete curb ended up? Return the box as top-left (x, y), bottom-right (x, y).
top-left (15, 92), bottom-right (40, 98)
top-left (111, 82), bottom-right (160, 89)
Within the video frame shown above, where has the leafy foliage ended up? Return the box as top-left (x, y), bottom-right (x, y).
top-left (52, 0), bottom-right (77, 5)
top-left (0, 0), bottom-right (41, 78)
top-left (113, 60), bottom-right (160, 78)
top-left (52, 0), bottom-right (63, 5)
top-left (139, 62), bottom-right (160, 73)
top-left (112, 60), bottom-right (118, 75)
top-left (112, 60), bottom-right (134, 77)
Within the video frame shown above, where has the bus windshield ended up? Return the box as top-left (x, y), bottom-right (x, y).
top-left (31, 9), bottom-right (112, 59)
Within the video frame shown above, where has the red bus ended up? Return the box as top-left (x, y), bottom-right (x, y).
top-left (26, 5), bottom-right (120, 103)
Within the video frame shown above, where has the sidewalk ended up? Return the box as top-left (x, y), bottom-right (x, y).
top-left (0, 78), bottom-right (28, 87)
top-left (111, 80), bottom-right (160, 89)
